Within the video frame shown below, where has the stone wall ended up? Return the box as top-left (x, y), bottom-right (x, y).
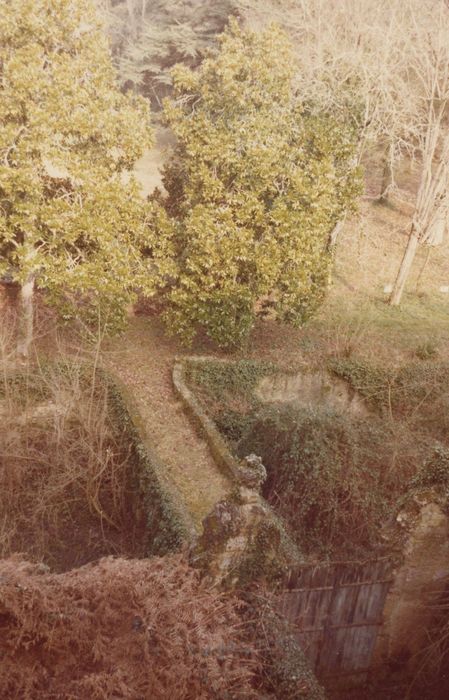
top-left (374, 490), bottom-right (449, 671)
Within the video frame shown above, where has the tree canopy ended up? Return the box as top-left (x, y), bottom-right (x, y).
top-left (101, 0), bottom-right (239, 107)
top-left (0, 0), bottom-right (154, 350)
top-left (152, 22), bottom-right (362, 348)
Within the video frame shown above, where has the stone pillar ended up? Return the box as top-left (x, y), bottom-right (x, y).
top-left (374, 494), bottom-right (449, 671)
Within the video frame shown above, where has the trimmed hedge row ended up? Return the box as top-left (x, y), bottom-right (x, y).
top-left (101, 368), bottom-right (196, 553)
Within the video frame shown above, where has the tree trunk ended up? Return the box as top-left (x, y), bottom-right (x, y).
top-left (17, 274), bottom-right (35, 358)
top-left (426, 211), bottom-right (446, 246)
top-left (126, 0), bottom-right (137, 38)
top-left (379, 141), bottom-right (394, 201)
top-left (389, 224), bottom-right (419, 306)
top-left (328, 220), bottom-right (343, 249)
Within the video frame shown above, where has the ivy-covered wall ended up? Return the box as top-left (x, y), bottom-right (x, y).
top-left (101, 369), bottom-right (195, 554)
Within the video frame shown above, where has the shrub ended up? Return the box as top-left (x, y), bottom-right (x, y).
top-left (214, 408), bottom-right (255, 443)
top-left (187, 359), bottom-right (275, 402)
top-left (244, 593), bottom-right (327, 700)
top-left (415, 340), bottom-right (439, 360)
top-left (0, 363), bottom-right (145, 570)
top-left (330, 358), bottom-right (392, 410)
top-left (332, 358), bottom-right (449, 439)
top-left (410, 444), bottom-right (449, 492)
top-left (238, 404), bottom-right (391, 556)
top-left (394, 362), bottom-right (449, 412)
top-left (151, 21), bottom-right (361, 348)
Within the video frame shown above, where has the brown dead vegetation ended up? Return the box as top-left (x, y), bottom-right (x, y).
top-left (0, 358), bottom-right (145, 571)
top-left (0, 554), bottom-right (260, 699)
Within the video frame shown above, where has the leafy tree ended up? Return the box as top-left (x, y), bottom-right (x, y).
top-left (240, 0), bottom-right (449, 303)
top-left (0, 0), bottom-right (154, 355)
top-left (101, 0), bottom-right (239, 106)
top-left (152, 22), bottom-right (361, 348)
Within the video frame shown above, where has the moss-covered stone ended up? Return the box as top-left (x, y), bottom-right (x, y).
top-left (192, 486), bottom-right (301, 588)
top-left (246, 599), bottom-right (327, 700)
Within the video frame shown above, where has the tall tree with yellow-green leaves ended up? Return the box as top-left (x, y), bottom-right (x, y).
top-left (152, 21), bottom-right (362, 348)
top-left (0, 0), bottom-right (154, 355)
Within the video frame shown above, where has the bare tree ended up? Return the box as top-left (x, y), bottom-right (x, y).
top-left (240, 0), bottom-right (449, 297)
top-left (389, 0), bottom-right (449, 305)
top-left (240, 0), bottom-right (416, 166)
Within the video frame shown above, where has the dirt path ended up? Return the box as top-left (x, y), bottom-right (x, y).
top-left (104, 316), bottom-right (232, 532)
top-left (131, 127), bottom-right (175, 197)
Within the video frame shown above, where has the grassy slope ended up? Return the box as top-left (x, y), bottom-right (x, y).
top-left (245, 201), bottom-right (449, 372)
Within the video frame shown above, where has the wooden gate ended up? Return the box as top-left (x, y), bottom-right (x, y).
top-left (276, 558), bottom-right (393, 679)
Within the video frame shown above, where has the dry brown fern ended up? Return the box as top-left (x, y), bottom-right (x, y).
top-left (0, 554), bottom-right (260, 699)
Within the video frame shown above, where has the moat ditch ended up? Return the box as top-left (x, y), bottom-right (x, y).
top-left (0, 362), bottom-right (190, 572)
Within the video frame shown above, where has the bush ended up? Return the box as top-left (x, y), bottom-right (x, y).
top-left (238, 404), bottom-right (391, 556)
top-left (394, 362), bottom-right (449, 413)
top-left (411, 444), bottom-right (449, 492)
top-left (151, 21), bottom-right (361, 348)
top-left (415, 340), bottom-right (439, 360)
top-left (0, 363), bottom-right (145, 571)
top-left (244, 593), bottom-right (327, 700)
top-left (187, 359), bottom-right (275, 402)
top-left (215, 408), bottom-right (255, 443)
top-left (330, 358), bottom-right (392, 410)
top-left (332, 358), bottom-right (449, 439)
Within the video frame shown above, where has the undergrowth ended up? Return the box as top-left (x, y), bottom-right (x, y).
top-left (187, 357), bottom-right (449, 558)
top-left (0, 553), bottom-right (328, 699)
top-left (410, 445), bottom-right (449, 495)
top-left (331, 358), bottom-right (449, 440)
top-left (0, 361), bottom-right (146, 571)
top-left (186, 359), bottom-right (277, 443)
top-left (187, 358), bottom-right (276, 404)
top-left (407, 579), bottom-right (449, 700)
top-left (0, 555), bottom-right (260, 699)
top-left (238, 405), bottom-right (394, 557)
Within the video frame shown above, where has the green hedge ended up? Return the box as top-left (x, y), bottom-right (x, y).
top-left (100, 369), bottom-right (195, 554)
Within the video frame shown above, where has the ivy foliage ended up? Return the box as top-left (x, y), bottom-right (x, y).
top-left (238, 404), bottom-right (390, 557)
top-left (331, 358), bottom-right (449, 439)
top-left (185, 359), bottom-right (277, 443)
top-left (0, 0), bottom-right (154, 330)
top-left (186, 359), bottom-right (276, 401)
top-left (411, 445), bottom-right (449, 494)
top-left (151, 22), bottom-right (362, 348)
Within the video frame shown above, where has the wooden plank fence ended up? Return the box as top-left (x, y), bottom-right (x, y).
top-left (276, 558), bottom-right (393, 679)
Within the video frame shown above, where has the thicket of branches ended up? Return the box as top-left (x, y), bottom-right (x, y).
top-left (99, 0), bottom-right (240, 106)
top-left (408, 580), bottom-right (449, 699)
top-left (0, 353), bottom-right (144, 571)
